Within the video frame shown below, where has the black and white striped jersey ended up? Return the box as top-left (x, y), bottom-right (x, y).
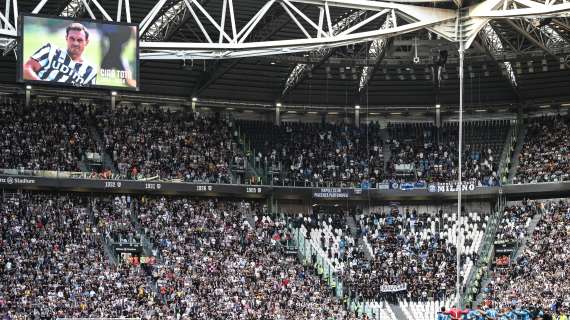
top-left (30, 43), bottom-right (97, 86)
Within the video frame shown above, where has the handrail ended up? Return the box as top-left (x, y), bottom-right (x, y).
top-left (461, 195), bottom-right (505, 307)
top-left (498, 119), bottom-right (519, 185)
top-left (292, 225), bottom-right (383, 319)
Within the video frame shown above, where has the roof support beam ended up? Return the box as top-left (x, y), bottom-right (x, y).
top-left (193, 7), bottom-right (305, 97)
top-left (140, 0), bottom-right (169, 36)
top-left (59, 0), bottom-right (86, 18)
top-left (478, 23), bottom-right (521, 100)
top-left (32, 0), bottom-right (49, 14)
top-left (356, 9), bottom-right (396, 99)
top-left (140, 0), bottom-right (457, 59)
top-left (552, 18), bottom-right (570, 32)
top-left (474, 37), bottom-right (522, 102)
top-left (280, 9), bottom-right (385, 99)
top-left (505, 19), bottom-right (557, 57)
top-left (550, 18), bottom-right (570, 42)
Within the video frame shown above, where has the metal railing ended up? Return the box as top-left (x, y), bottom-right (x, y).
top-left (293, 225), bottom-right (344, 298)
top-left (498, 120), bottom-right (520, 185)
top-left (461, 195), bottom-right (505, 307)
top-left (292, 225), bottom-right (385, 319)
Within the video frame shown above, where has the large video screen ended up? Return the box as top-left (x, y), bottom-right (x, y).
top-left (19, 15), bottom-right (139, 90)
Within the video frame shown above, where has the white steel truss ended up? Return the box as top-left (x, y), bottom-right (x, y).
top-left (137, 0), bottom-right (570, 59)
top-left (0, 0), bottom-right (569, 58)
top-left (0, 0), bottom-right (18, 38)
top-left (139, 0), bottom-right (458, 59)
top-left (281, 9), bottom-right (370, 97)
top-left (479, 23), bottom-right (519, 88)
top-left (358, 9), bottom-right (396, 92)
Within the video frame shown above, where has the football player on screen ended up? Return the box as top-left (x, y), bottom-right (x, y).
top-left (23, 22), bottom-right (97, 86)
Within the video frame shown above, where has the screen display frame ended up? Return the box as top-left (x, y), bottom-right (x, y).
top-left (18, 13), bottom-right (140, 92)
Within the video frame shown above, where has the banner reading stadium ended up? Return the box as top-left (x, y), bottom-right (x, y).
top-left (19, 15), bottom-right (139, 90)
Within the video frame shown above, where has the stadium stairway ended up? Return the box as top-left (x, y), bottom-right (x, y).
top-left (234, 128), bottom-right (265, 185)
top-left (78, 160), bottom-right (89, 172)
top-left (345, 214), bottom-right (359, 237)
top-left (102, 237), bottom-right (119, 265)
top-left (244, 211), bottom-right (256, 228)
top-left (380, 128), bottom-right (392, 172)
top-left (86, 201), bottom-right (119, 264)
top-left (513, 210), bottom-right (543, 259)
top-left (126, 207), bottom-right (163, 262)
top-left (87, 123), bottom-right (119, 174)
top-left (475, 272), bottom-right (494, 305)
top-left (507, 124), bottom-right (528, 183)
top-left (346, 214), bottom-right (374, 260)
top-left (389, 303), bottom-right (410, 320)
top-left (497, 122), bottom-right (516, 183)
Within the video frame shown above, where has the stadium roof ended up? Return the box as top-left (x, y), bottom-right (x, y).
top-left (0, 0), bottom-right (569, 110)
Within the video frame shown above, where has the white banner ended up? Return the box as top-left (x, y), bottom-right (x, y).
top-left (379, 283), bottom-right (407, 293)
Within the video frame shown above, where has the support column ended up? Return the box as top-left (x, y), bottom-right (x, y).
top-left (354, 105), bottom-right (360, 128)
top-left (111, 91), bottom-right (117, 109)
top-left (435, 104), bottom-right (441, 128)
top-left (275, 103), bottom-right (281, 126)
top-left (191, 97), bottom-right (197, 112)
top-left (25, 85), bottom-right (31, 107)
top-left (456, 46), bottom-right (464, 306)
top-left (435, 103), bottom-right (441, 143)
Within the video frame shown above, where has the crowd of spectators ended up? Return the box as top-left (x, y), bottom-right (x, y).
top-left (296, 207), bottom-right (364, 273)
top-left (514, 115), bottom-right (570, 184)
top-left (347, 207), bottom-right (459, 303)
top-left (0, 193), bottom-right (153, 319)
top-left (11, 100), bottom-right (570, 189)
top-left (495, 199), bottom-right (540, 244)
top-left (297, 205), bottom-right (484, 305)
top-left (0, 102), bottom-right (98, 172)
top-left (238, 121), bottom-right (385, 188)
top-left (3, 191), bottom-right (570, 319)
top-left (132, 197), bottom-right (361, 319)
top-left (482, 199), bottom-right (570, 317)
top-left (388, 122), bottom-right (506, 187)
top-left (1, 193), bottom-right (369, 319)
top-left (92, 195), bottom-right (141, 245)
top-left (95, 107), bottom-right (244, 183)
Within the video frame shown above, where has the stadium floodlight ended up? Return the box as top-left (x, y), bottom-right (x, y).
top-left (276, 102), bottom-right (282, 107)
top-left (25, 85), bottom-right (32, 90)
top-left (435, 104), bottom-right (441, 109)
top-left (192, 97), bottom-right (198, 102)
top-left (355, 105), bottom-right (360, 109)
top-left (111, 91), bottom-right (117, 96)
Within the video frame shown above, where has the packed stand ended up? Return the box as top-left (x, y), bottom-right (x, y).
top-left (495, 199), bottom-right (540, 244)
top-left (0, 193), bottom-right (154, 319)
top-left (238, 120), bottom-right (385, 188)
top-left (95, 107), bottom-right (244, 183)
top-left (348, 206), bottom-right (485, 303)
top-left (296, 207), bottom-right (365, 273)
top-left (482, 199), bottom-right (570, 317)
top-left (388, 121), bottom-right (508, 186)
top-left (136, 197), bottom-right (362, 319)
top-left (92, 195), bottom-right (142, 245)
top-left (514, 115), bottom-right (570, 184)
top-left (0, 102), bottom-right (98, 172)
